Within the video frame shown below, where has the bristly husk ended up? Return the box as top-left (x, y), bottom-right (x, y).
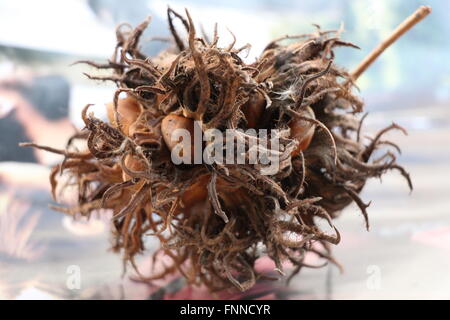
top-left (24, 9), bottom-right (412, 292)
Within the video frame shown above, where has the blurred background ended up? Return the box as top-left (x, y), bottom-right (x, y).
top-left (0, 0), bottom-right (448, 299)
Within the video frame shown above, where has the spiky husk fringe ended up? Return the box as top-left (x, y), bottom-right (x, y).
top-left (26, 9), bottom-right (412, 292)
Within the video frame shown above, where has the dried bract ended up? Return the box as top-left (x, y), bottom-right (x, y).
top-left (24, 9), bottom-right (412, 292)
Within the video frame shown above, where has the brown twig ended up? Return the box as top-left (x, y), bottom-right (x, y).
top-left (350, 6), bottom-right (431, 81)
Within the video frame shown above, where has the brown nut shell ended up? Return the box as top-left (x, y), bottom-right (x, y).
top-left (241, 92), bottom-right (265, 129)
top-left (106, 96), bottom-right (142, 136)
top-left (161, 114), bottom-right (201, 164)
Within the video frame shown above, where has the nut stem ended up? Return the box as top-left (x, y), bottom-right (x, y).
top-left (350, 5), bottom-right (431, 81)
